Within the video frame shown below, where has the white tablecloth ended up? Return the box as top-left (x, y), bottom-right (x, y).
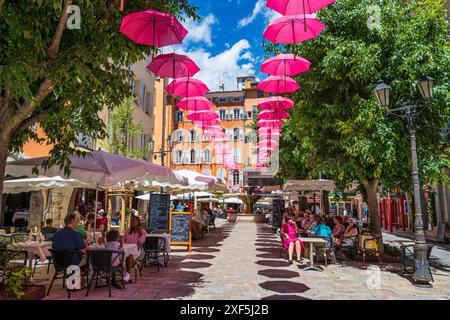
top-left (122, 243), bottom-right (140, 258)
top-left (12, 211), bottom-right (30, 223)
top-left (148, 233), bottom-right (171, 253)
top-left (8, 241), bottom-right (52, 262)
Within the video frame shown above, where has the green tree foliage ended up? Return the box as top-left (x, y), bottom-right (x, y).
top-left (0, 0), bottom-right (198, 204)
top-left (267, 0), bottom-right (450, 237)
top-left (99, 97), bottom-right (149, 160)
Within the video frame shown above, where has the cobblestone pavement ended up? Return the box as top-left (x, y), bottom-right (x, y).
top-left (42, 220), bottom-right (450, 300)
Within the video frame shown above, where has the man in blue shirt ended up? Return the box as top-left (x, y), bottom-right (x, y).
top-left (52, 213), bottom-right (87, 266)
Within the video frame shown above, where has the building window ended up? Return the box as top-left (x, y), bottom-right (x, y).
top-left (218, 97), bottom-right (227, 103)
top-left (189, 130), bottom-right (198, 142)
top-left (232, 96), bottom-right (243, 102)
top-left (257, 91), bottom-right (264, 98)
top-left (175, 111), bottom-right (183, 123)
top-left (190, 149), bottom-right (196, 164)
top-left (233, 147), bottom-right (241, 163)
top-left (203, 149), bottom-right (211, 163)
top-left (202, 168), bottom-right (211, 176)
top-left (233, 109), bottom-right (241, 120)
top-left (139, 81), bottom-right (146, 109)
top-left (130, 79), bottom-right (137, 97)
top-left (225, 128), bottom-right (234, 141)
top-left (219, 109), bottom-right (226, 120)
top-left (174, 130), bottom-right (184, 142)
top-left (232, 170), bottom-right (240, 185)
top-left (217, 168), bottom-right (226, 180)
top-left (166, 94), bottom-right (172, 104)
top-left (174, 150), bottom-right (183, 164)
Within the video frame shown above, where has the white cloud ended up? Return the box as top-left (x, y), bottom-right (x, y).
top-left (182, 14), bottom-right (217, 47)
top-left (237, 0), bottom-right (266, 28)
top-left (237, 0), bottom-right (283, 28)
top-left (176, 40), bottom-right (256, 91)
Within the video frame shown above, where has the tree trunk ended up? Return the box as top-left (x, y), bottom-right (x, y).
top-left (363, 178), bottom-right (383, 241)
top-left (0, 136), bottom-right (11, 225)
top-left (322, 190), bottom-right (330, 214)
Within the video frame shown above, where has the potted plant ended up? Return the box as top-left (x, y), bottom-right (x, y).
top-left (380, 243), bottom-right (401, 263)
top-left (0, 267), bottom-right (46, 300)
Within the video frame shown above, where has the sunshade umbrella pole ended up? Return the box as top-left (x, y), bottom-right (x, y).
top-left (93, 184), bottom-right (99, 243)
top-left (303, 0), bottom-right (307, 32)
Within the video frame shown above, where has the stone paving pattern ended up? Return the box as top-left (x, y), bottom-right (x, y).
top-left (42, 220), bottom-right (450, 300)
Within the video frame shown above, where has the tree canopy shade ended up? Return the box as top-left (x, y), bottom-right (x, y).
top-left (267, 0), bottom-right (450, 238)
top-left (0, 1), bottom-right (198, 207)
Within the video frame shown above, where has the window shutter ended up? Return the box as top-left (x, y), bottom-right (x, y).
top-left (239, 171), bottom-right (244, 186)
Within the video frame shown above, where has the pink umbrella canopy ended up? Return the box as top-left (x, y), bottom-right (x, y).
top-left (258, 109), bottom-right (289, 120)
top-left (257, 139), bottom-right (280, 148)
top-left (258, 96), bottom-right (295, 110)
top-left (166, 77), bottom-right (209, 97)
top-left (120, 9), bottom-right (188, 47)
top-left (261, 54), bottom-right (311, 76)
top-left (195, 119), bottom-right (222, 128)
top-left (267, 0), bottom-right (336, 15)
top-left (258, 126), bottom-right (283, 132)
top-left (263, 16), bottom-right (326, 44)
top-left (257, 76), bottom-right (300, 93)
top-left (177, 96), bottom-right (214, 111)
top-left (259, 145), bottom-right (278, 152)
top-left (187, 110), bottom-right (219, 122)
top-left (257, 119), bottom-right (284, 128)
top-left (147, 53), bottom-right (200, 79)
top-left (259, 131), bottom-right (282, 139)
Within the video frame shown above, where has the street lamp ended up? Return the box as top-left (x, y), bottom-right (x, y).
top-left (373, 77), bottom-right (435, 287)
top-left (147, 135), bottom-right (173, 167)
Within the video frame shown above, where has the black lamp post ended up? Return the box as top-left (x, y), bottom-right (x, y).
top-left (148, 135), bottom-right (173, 167)
top-left (373, 76), bottom-right (435, 287)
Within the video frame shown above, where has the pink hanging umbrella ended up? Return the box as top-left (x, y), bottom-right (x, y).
top-left (267, 0), bottom-right (336, 15)
top-left (261, 54), bottom-right (311, 76)
top-left (147, 53), bottom-right (200, 79)
top-left (120, 9), bottom-right (188, 47)
top-left (263, 16), bottom-right (326, 44)
top-left (187, 110), bottom-right (219, 122)
top-left (257, 119), bottom-right (284, 128)
top-left (258, 109), bottom-right (289, 120)
top-left (257, 139), bottom-right (279, 148)
top-left (259, 145), bottom-right (277, 152)
top-left (259, 131), bottom-right (282, 139)
top-left (258, 96), bottom-right (294, 110)
top-left (177, 96), bottom-right (214, 111)
top-left (195, 119), bottom-right (222, 128)
top-left (258, 76), bottom-right (300, 93)
top-left (258, 127), bottom-right (283, 133)
top-left (166, 78), bottom-right (209, 97)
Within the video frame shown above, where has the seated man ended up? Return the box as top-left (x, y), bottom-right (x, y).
top-left (41, 218), bottom-right (59, 240)
top-left (52, 213), bottom-right (87, 266)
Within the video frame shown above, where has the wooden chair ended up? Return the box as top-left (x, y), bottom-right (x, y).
top-left (358, 234), bottom-right (382, 264)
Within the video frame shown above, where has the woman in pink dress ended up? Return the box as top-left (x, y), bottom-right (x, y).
top-left (281, 216), bottom-right (304, 264)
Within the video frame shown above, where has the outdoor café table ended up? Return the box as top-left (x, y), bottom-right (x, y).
top-left (147, 233), bottom-right (172, 253)
top-left (298, 237), bottom-right (328, 271)
top-left (7, 240), bottom-right (52, 282)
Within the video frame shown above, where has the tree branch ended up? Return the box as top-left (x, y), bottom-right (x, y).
top-left (48, 0), bottom-right (73, 58)
top-left (0, 0), bottom-right (5, 16)
top-left (6, 78), bottom-right (54, 133)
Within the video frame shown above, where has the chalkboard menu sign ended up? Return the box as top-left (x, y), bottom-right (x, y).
top-left (272, 199), bottom-right (284, 230)
top-left (148, 194), bottom-right (170, 232)
top-left (169, 212), bottom-right (192, 252)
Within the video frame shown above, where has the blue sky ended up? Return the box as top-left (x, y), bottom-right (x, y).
top-left (164, 0), bottom-right (281, 91)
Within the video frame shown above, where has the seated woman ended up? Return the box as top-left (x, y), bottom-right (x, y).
top-left (341, 218), bottom-right (359, 247)
top-left (311, 216), bottom-right (333, 247)
top-left (280, 216), bottom-right (304, 264)
top-left (123, 216), bottom-right (147, 283)
top-left (332, 216), bottom-right (346, 247)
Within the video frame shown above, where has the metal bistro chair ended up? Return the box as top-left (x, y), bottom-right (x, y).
top-left (8, 233), bottom-right (29, 266)
top-left (47, 249), bottom-right (86, 298)
top-left (86, 249), bottom-right (125, 298)
top-left (313, 235), bottom-right (337, 266)
top-left (400, 243), bottom-right (434, 282)
top-left (138, 236), bottom-right (166, 273)
top-left (208, 215), bottom-right (216, 231)
top-left (32, 234), bottom-right (54, 277)
top-left (0, 247), bottom-right (28, 285)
